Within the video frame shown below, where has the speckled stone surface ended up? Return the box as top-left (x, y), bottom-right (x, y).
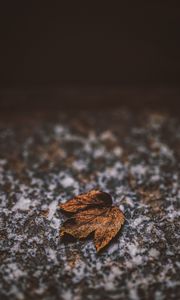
top-left (0, 109), bottom-right (180, 300)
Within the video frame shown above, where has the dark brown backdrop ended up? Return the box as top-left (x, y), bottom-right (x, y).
top-left (0, 2), bottom-right (180, 109)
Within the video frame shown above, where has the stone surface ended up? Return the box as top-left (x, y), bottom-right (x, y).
top-left (0, 109), bottom-right (180, 300)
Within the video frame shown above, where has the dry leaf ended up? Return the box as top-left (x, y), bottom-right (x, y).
top-left (60, 190), bottom-right (112, 213)
top-left (59, 190), bottom-right (125, 252)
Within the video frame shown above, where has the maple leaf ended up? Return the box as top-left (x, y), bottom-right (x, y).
top-left (59, 190), bottom-right (125, 252)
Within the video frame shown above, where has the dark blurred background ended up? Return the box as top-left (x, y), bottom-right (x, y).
top-left (0, 2), bottom-right (180, 111)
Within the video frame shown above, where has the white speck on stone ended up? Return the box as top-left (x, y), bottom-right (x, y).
top-left (48, 183), bottom-right (56, 191)
top-left (160, 144), bottom-right (174, 159)
top-left (12, 197), bottom-right (31, 211)
top-left (7, 263), bottom-right (25, 280)
top-left (150, 175), bottom-right (160, 183)
top-left (100, 130), bottom-right (116, 141)
top-left (128, 286), bottom-right (139, 300)
top-left (93, 147), bottom-right (105, 158)
top-left (88, 131), bottom-right (96, 142)
top-left (50, 217), bottom-right (61, 230)
top-left (127, 243), bottom-right (139, 257)
top-left (48, 200), bottom-right (58, 220)
top-left (9, 286), bottom-right (25, 300)
top-left (105, 281), bottom-right (115, 291)
top-left (46, 248), bottom-right (58, 263)
top-left (34, 285), bottom-right (46, 295)
top-left (61, 176), bottom-right (75, 188)
top-left (61, 290), bottom-right (73, 300)
top-left (113, 146), bottom-right (123, 156)
top-left (131, 165), bottom-right (147, 176)
top-left (119, 204), bottom-right (125, 212)
top-left (149, 248), bottom-right (160, 258)
top-left (54, 125), bottom-right (64, 135)
top-left (131, 216), bottom-right (150, 228)
top-left (107, 243), bottom-right (119, 254)
top-left (0, 159), bottom-right (7, 165)
top-left (166, 206), bottom-right (180, 220)
top-left (72, 261), bottom-right (86, 284)
top-left (72, 160), bottom-right (86, 171)
top-left (124, 196), bottom-right (134, 208)
top-left (134, 255), bottom-right (143, 265)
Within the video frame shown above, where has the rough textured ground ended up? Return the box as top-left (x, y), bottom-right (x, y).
top-left (0, 109), bottom-right (180, 300)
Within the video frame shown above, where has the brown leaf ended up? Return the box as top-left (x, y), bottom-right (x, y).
top-left (59, 190), bottom-right (112, 213)
top-left (60, 190), bottom-right (125, 252)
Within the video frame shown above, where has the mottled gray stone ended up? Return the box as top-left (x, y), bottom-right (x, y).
top-left (0, 109), bottom-right (180, 300)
